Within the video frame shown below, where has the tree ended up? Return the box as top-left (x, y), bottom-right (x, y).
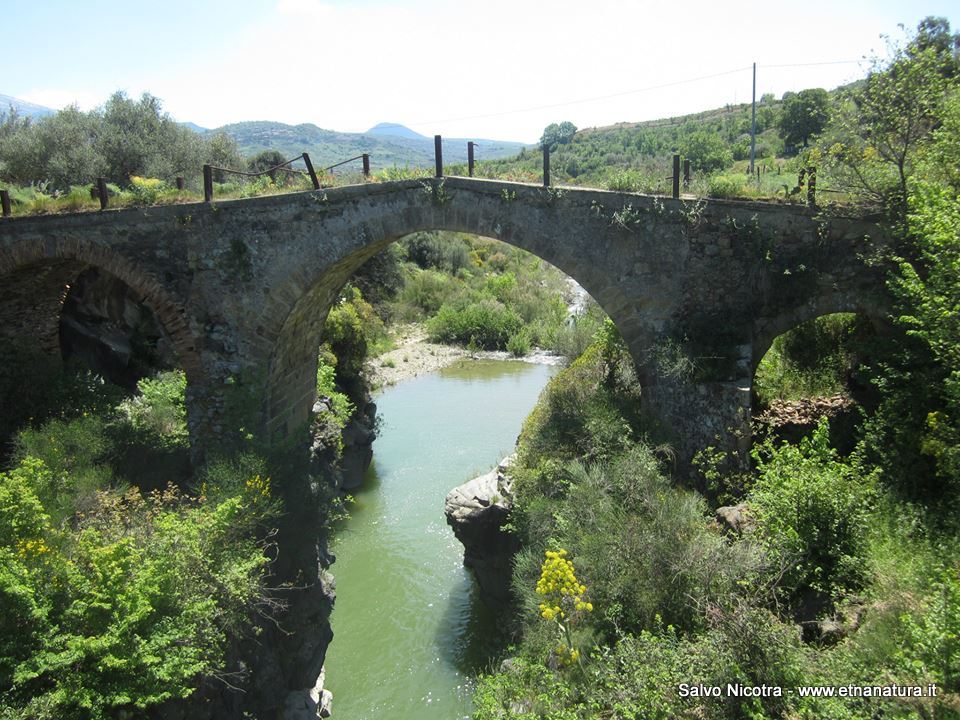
top-left (679, 130), bottom-right (732, 172)
top-left (777, 88), bottom-right (829, 150)
top-left (96, 92), bottom-right (203, 183)
top-left (205, 132), bottom-right (243, 182)
top-left (540, 121), bottom-right (577, 150)
top-left (0, 106), bottom-right (102, 188)
top-left (819, 19), bottom-right (959, 215)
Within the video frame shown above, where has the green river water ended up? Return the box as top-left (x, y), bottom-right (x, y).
top-left (324, 358), bottom-right (558, 719)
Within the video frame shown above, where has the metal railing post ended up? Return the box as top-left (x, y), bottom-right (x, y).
top-left (672, 154), bottom-right (680, 199)
top-left (543, 145), bottom-right (550, 187)
top-left (434, 135), bottom-right (443, 178)
top-left (97, 177), bottom-right (108, 209)
top-left (0, 189), bottom-right (10, 217)
top-left (302, 153), bottom-right (321, 189)
top-left (203, 165), bottom-right (213, 202)
top-left (467, 141), bottom-right (475, 177)
top-left (362, 153), bottom-right (370, 177)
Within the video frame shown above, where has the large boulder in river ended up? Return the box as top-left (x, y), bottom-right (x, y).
top-left (445, 456), bottom-right (519, 611)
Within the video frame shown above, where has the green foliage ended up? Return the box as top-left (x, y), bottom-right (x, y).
top-left (680, 130), bottom-right (733, 173)
top-left (819, 29), bottom-right (957, 213)
top-left (605, 168), bottom-right (643, 192)
top-left (897, 564), bottom-right (960, 691)
top-left (427, 298), bottom-right (523, 350)
top-left (323, 286), bottom-right (387, 393)
top-left (0, 345), bottom-right (124, 447)
top-left (402, 231), bottom-right (471, 274)
top-left (14, 416), bottom-right (114, 524)
top-left (0, 451), bottom-right (277, 717)
top-left (778, 88), bottom-right (830, 150)
top-left (506, 329), bottom-right (532, 357)
top-left (749, 421), bottom-right (874, 604)
top-left (707, 172), bottom-right (748, 198)
top-left (0, 91), bottom-right (244, 191)
top-left (540, 121), bottom-right (577, 150)
top-left (118, 370), bottom-right (189, 448)
top-left (754, 313), bottom-right (860, 404)
top-left (0, 106), bottom-right (103, 188)
top-left (316, 354), bottom-right (355, 429)
top-left (891, 182), bottom-right (960, 482)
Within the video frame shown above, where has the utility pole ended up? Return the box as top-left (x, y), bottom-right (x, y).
top-left (750, 62), bottom-right (757, 178)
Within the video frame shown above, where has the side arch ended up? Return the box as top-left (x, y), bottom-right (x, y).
top-left (751, 290), bottom-right (887, 375)
top-left (0, 239), bottom-right (207, 450)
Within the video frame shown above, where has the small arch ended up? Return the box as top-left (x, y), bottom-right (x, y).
top-left (0, 239), bottom-right (205, 453)
top-left (751, 309), bottom-right (882, 453)
top-left (0, 239), bottom-right (202, 378)
top-left (751, 292), bottom-right (882, 377)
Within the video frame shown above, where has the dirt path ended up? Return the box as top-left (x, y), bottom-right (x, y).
top-left (365, 324), bottom-right (563, 389)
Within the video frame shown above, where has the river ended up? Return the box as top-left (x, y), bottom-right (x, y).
top-left (324, 358), bottom-right (558, 719)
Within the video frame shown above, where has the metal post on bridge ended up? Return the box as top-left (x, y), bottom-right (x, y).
top-left (203, 164), bottom-right (213, 202)
top-left (362, 153), bottom-right (370, 178)
top-left (1, 189), bottom-right (10, 217)
top-left (683, 159), bottom-right (691, 191)
top-left (543, 144), bottom-right (550, 187)
top-left (97, 177), bottom-right (109, 210)
top-left (672, 154), bottom-right (680, 199)
top-left (302, 153), bottom-right (321, 189)
top-left (434, 135), bottom-right (443, 178)
top-left (467, 141), bottom-right (475, 177)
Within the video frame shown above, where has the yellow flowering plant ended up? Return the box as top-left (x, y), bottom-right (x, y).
top-left (535, 549), bottom-right (593, 667)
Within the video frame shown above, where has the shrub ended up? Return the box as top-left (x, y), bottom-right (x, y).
top-left (749, 420), bottom-right (874, 605)
top-left (14, 415), bottom-right (114, 522)
top-left (128, 175), bottom-right (169, 205)
top-left (118, 370), bottom-right (188, 447)
top-left (606, 168), bottom-right (643, 192)
top-left (323, 286), bottom-right (386, 393)
top-left (426, 298), bottom-right (523, 350)
top-left (507, 329), bottom-right (532, 357)
top-left (0, 461), bottom-right (277, 717)
top-left (707, 173), bottom-right (747, 198)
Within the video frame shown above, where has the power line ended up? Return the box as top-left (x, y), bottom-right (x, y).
top-left (764, 59), bottom-right (861, 68)
top-left (370, 65), bottom-right (753, 132)
top-left (369, 59), bottom-right (861, 134)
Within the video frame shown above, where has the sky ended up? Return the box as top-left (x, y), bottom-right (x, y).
top-left (5, 0), bottom-right (959, 143)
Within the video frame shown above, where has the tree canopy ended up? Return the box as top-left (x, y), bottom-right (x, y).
top-left (778, 88), bottom-right (829, 150)
top-left (540, 121), bottom-right (577, 150)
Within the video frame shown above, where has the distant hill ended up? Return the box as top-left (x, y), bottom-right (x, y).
top-left (179, 121), bottom-right (208, 134)
top-left (475, 98), bottom-right (792, 188)
top-left (365, 122), bottom-right (427, 140)
top-left (0, 93), bottom-right (55, 120)
top-left (214, 120), bottom-right (529, 171)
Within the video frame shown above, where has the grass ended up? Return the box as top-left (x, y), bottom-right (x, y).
top-left (1, 156), bottom-right (866, 219)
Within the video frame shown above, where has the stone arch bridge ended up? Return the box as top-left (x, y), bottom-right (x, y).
top-left (0, 177), bottom-right (888, 472)
top-left (0, 176), bottom-right (892, 713)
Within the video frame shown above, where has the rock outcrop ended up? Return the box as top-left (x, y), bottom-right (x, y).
top-left (445, 455), bottom-right (519, 611)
